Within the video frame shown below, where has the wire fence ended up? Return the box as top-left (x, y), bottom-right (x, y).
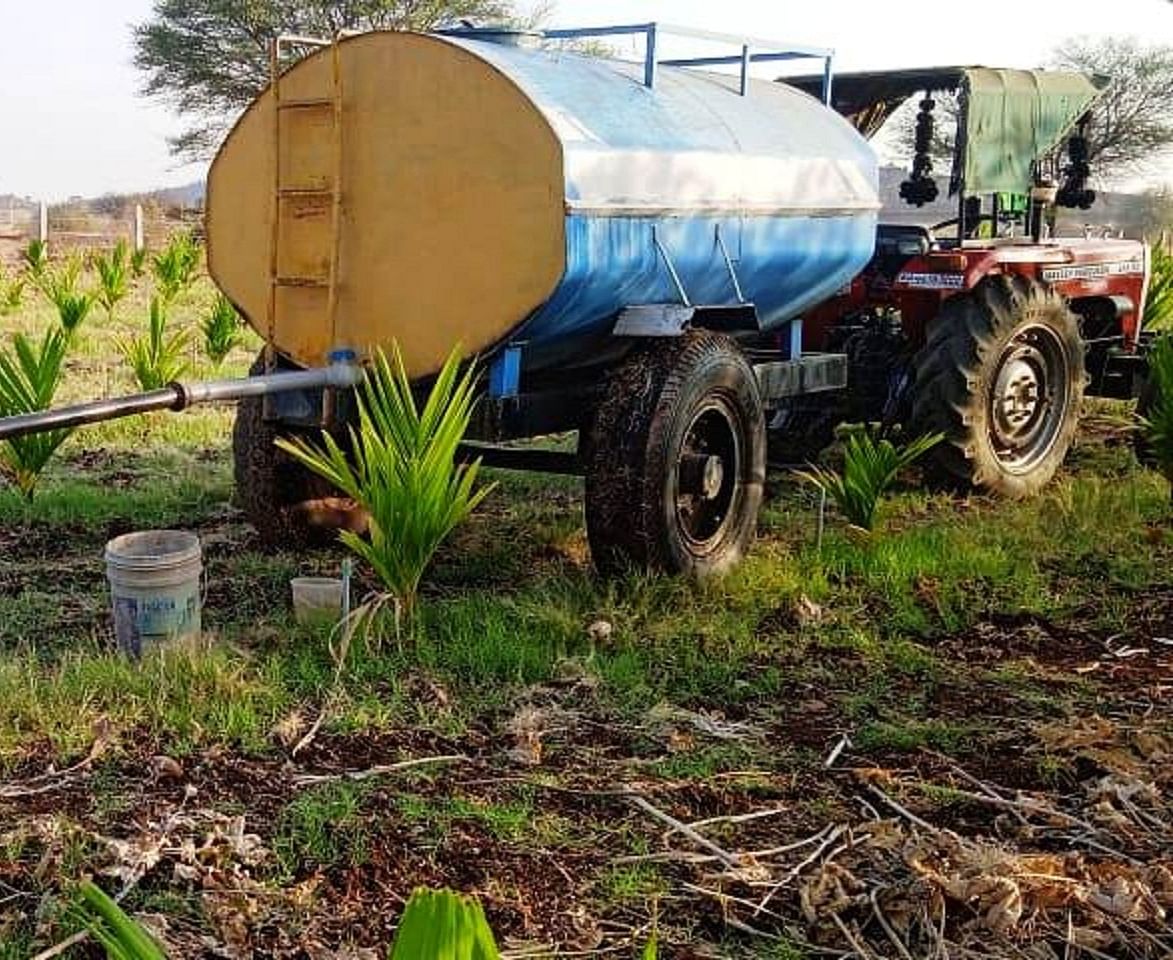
top-left (0, 202), bottom-right (202, 259)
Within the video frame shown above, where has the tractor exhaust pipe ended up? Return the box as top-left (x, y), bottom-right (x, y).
top-left (0, 359), bottom-right (365, 442)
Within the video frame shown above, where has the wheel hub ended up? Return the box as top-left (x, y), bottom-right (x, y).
top-left (674, 401), bottom-right (740, 548)
top-left (986, 325), bottom-right (1070, 474)
top-left (994, 356), bottom-right (1042, 432)
top-left (679, 453), bottom-right (725, 500)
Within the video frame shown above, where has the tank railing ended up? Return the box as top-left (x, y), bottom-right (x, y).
top-left (542, 22), bottom-right (834, 104)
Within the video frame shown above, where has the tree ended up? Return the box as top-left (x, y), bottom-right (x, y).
top-left (133, 0), bottom-right (515, 161)
top-left (1049, 37), bottom-right (1173, 180)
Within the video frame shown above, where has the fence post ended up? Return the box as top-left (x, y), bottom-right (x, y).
top-left (134, 204), bottom-right (144, 252)
top-left (38, 202), bottom-right (48, 246)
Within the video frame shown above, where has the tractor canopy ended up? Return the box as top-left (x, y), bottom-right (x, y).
top-left (785, 66), bottom-right (1108, 196)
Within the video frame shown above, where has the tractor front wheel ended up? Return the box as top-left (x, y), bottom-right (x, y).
top-left (911, 275), bottom-right (1085, 497)
top-left (584, 333), bottom-right (766, 578)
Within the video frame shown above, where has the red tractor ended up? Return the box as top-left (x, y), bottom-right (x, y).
top-left (786, 66), bottom-right (1150, 497)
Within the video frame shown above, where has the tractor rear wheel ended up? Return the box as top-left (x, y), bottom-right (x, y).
top-left (584, 332), bottom-right (766, 578)
top-left (911, 275), bottom-right (1085, 497)
top-left (232, 354), bottom-right (363, 546)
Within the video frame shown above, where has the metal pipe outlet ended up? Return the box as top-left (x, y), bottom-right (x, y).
top-left (0, 361), bottom-right (365, 443)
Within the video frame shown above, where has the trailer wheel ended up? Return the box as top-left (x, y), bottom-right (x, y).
top-left (911, 275), bottom-right (1085, 497)
top-left (232, 354), bottom-right (361, 546)
top-left (584, 332), bottom-right (766, 577)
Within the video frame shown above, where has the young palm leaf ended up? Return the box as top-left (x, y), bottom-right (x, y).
top-left (797, 429), bottom-right (943, 532)
top-left (0, 264), bottom-right (25, 315)
top-left (121, 296), bottom-right (191, 390)
top-left (152, 231), bottom-right (201, 305)
top-left (201, 293), bottom-right (242, 368)
top-left (95, 239), bottom-right (131, 321)
top-left (1139, 333), bottom-right (1173, 502)
top-left (1144, 244), bottom-right (1173, 333)
top-left (387, 887), bottom-right (500, 960)
top-left (39, 254), bottom-right (82, 303)
top-left (130, 244), bottom-right (148, 279)
top-left (21, 238), bottom-right (48, 278)
top-left (54, 291), bottom-right (95, 340)
top-left (278, 344), bottom-right (493, 621)
top-left (75, 880), bottom-right (167, 960)
top-left (0, 327), bottom-right (72, 499)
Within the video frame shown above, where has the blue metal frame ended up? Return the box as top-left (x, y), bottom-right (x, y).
top-left (542, 22), bottom-right (834, 103)
top-left (489, 345), bottom-right (523, 399)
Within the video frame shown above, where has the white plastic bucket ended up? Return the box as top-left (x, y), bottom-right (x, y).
top-left (105, 530), bottom-right (202, 656)
top-left (291, 577), bottom-right (344, 625)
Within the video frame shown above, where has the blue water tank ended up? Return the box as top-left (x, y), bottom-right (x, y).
top-left (447, 32), bottom-right (880, 357)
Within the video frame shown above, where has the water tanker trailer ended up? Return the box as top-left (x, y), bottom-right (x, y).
top-left (0, 24), bottom-right (1155, 577)
top-left (214, 23), bottom-right (875, 577)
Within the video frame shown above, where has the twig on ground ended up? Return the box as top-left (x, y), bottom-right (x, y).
top-left (30, 930), bottom-right (91, 960)
top-left (866, 784), bottom-right (934, 831)
top-left (750, 824), bottom-right (846, 916)
top-left (290, 708), bottom-right (327, 758)
top-left (914, 781), bottom-right (1093, 831)
top-left (870, 886), bottom-right (915, 960)
top-left (830, 912), bottom-right (874, 959)
top-left (723, 913), bottom-right (780, 940)
top-left (626, 794), bottom-right (742, 870)
top-left (291, 754), bottom-right (469, 788)
top-left (0, 724), bottom-right (111, 799)
top-left (683, 806), bottom-right (789, 832)
top-left (680, 881), bottom-right (788, 921)
top-left (825, 733), bottom-right (852, 768)
top-left (924, 750), bottom-right (1030, 826)
top-left (615, 829), bottom-right (833, 866)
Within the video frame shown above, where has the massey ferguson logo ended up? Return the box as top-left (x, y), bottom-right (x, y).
top-left (895, 272), bottom-right (967, 290)
top-left (1040, 260), bottom-right (1145, 283)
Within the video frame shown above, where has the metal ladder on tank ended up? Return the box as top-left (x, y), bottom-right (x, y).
top-left (264, 34), bottom-right (346, 407)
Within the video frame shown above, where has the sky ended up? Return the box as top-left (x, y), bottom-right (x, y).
top-left (2, 0), bottom-right (1173, 201)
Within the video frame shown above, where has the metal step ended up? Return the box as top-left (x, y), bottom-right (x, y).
top-left (277, 97), bottom-right (334, 109)
top-left (274, 276), bottom-right (329, 288)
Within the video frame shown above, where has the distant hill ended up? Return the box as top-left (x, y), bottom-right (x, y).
top-left (150, 181), bottom-right (205, 208)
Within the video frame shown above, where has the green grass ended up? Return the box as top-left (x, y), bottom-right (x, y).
top-left (397, 792), bottom-right (549, 845)
top-left (854, 718), bottom-right (980, 754)
top-left (597, 864), bottom-right (668, 905)
top-left (0, 640), bottom-right (290, 764)
top-left (274, 780), bottom-right (375, 875)
top-left (0, 440), bottom-right (1166, 766)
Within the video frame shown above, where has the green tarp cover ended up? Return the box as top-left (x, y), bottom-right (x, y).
top-left (958, 68), bottom-right (1102, 194)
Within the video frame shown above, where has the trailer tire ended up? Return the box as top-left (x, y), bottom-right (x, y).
top-left (232, 355), bottom-right (360, 546)
top-left (911, 275), bottom-right (1085, 498)
top-left (584, 332), bottom-right (766, 578)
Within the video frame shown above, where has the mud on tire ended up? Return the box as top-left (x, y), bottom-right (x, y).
top-left (232, 354), bottom-right (351, 546)
top-left (911, 275), bottom-right (1086, 498)
top-left (583, 332), bottom-right (766, 578)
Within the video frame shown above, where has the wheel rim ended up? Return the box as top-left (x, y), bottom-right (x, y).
top-left (986, 323), bottom-right (1071, 474)
top-left (673, 398), bottom-right (742, 552)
